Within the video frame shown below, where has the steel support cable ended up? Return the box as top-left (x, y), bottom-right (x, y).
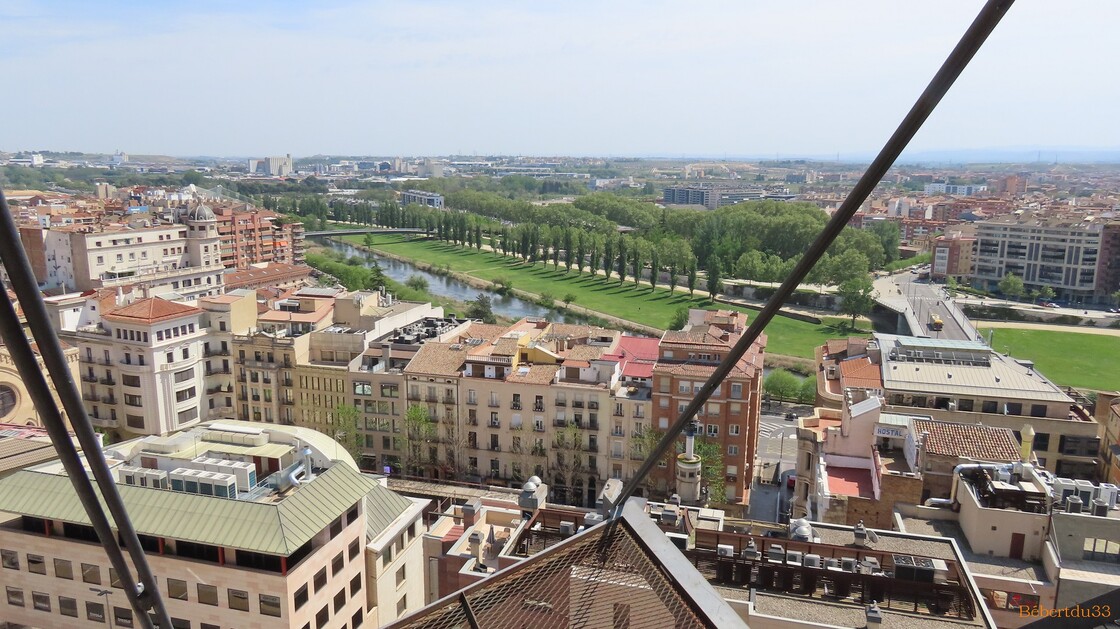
top-left (0, 192), bottom-right (173, 629)
top-left (613, 0), bottom-right (1016, 514)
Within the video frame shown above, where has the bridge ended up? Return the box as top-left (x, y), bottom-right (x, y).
top-left (305, 227), bottom-right (428, 237)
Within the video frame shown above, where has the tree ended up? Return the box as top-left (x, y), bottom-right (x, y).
top-left (632, 428), bottom-right (669, 499)
top-left (1113, 289), bottom-right (1120, 306)
top-left (602, 236), bottom-right (615, 280)
top-left (694, 438), bottom-right (725, 504)
top-left (563, 229), bottom-right (574, 272)
top-left (945, 276), bottom-right (959, 297)
top-left (403, 404), bottom-right (436, 476)
top-left (837, 276), bottom-right (875, 328)
top-left (405, 274), bottom-right (429, 292)
top-left (668, 259), bottom-right (679, 294)
top-left (827, 249), bottom-right (870, 286)
top-left (562, 293), bottom-right (576, 309)
top-left (465, 294), bottom-right (497, 323)
top-left (616, 236), bottom-right (628, 284)
top-left (631, 242), bottom-right (642, 286)
top-left (551, 423), bottom-right (586, 506)
top-left (1038, 285), bottom-right (1055, 302)
top-left (333, 404), bottom-right (364, 466)
top-left (649, 248), bottom-right (660, 291)
top-left (687, 257), bottom-right (698, 296)
top-left (868, 221), bottom-right (901, 264)
top-left (998, 273), bottom-right (1025, 301)
top-left (362, 233), bottom-right (375, 249)
top-left (705, 255), bottom-right (723, 302)
top-left (669, 306), bottom-right (689, 331)
top-left (798, 377), bottom-right (818, 405)
top-left (764, 370), bottom-right (801, 403)
top-left (574, 232), bottom-right (586, 274)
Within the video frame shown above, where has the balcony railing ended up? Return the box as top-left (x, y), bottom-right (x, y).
top-left (511, 402), bottom-right (522, 410)
top-left (99, 376), bottom-right (116, 386)
top-left (553, 419), bottom-right (569, 428)
top-left (588, 401), bottom-right (599, 410)
top-left (467, 398), bottom-right (477, 406)
top-left (82, 393), bottom-right (98, 402)
top-left (533, 424), bottom-right (545, 433)
top-left (81, 374), bottom-right (98, 383)
top-left (467, 418), bottom-right (479, 426)
top-left (206, 367), bottom-right (231, 376)
top-left (425, 394), bottom-right (438, 403)
top-left (489, 420), bottom-right (501, 429)
top-left (407, 393), bottom-right (421, 401)
top-left (442, 396), bottom-right (456, 405)
top-left (612, 428), bottom-right (625, 437)
top-left (204, 348), bottom-right (230, 357)
top-left (102, 396), bottom-right (118, 405)
top-left (572, 400), bottom-right (584, 409)
top-left (585, 444), bottom-right (599, 453)
top-left (533, 404), bottom-right (545, 412)
top-left (555, 399), bottom-right (567, 407)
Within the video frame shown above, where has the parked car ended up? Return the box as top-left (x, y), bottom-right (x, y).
top-left (785, 411), bottom-right (797, 421)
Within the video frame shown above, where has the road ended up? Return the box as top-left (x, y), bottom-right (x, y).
top-left (881, 272), bottom-right (974, 341)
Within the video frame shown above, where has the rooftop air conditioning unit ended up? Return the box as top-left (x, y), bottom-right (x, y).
top-left (803, 554), bottom-right (822, 569)
top-left (1053, 478), bottom-right (1076, 504)
top-left (665, 533), bottom-right (688, 550)
top-left (785, 550), bottom-right (804, 566)
top-left (825, 558), bottom-right (841, 571)
top-left (742, 541), bottom-right (761, 561)
top-left (1097, 483), bottom-right (1118, 509)
top-left (767, 544), bottom-right (785, 562)
top-left (559, 521), bottom-right (575, 537)
top-left (717, 544), bottom-right (735, 558)
top-left (841, 558), bottom-right (858, 573)
top-left (1076, 479), bottom-right (1095, 505)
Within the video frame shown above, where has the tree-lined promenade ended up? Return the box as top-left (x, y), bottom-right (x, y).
top-left (337, 233), bottom-right (867, 361)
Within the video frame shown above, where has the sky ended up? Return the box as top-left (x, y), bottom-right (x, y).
top-left (1, 0), bottom-right (1118, 159)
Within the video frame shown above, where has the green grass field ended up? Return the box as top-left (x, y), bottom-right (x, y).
top-left (978, 327), bottom-right (1120, 391)
top-left (340, 234), bottom-right (863, 358)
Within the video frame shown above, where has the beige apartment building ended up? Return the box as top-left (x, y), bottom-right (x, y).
top-left (0, 421), bottom-right (429, 629)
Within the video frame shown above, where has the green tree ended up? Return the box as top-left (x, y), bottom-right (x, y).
top-left (998, 273), bottom-right (1025, 301)
top-left (1038, 285), bottom-right (1055, 302)
top-left (868, 221), bottom-right (901, 264)
top-left (333, 404), bottom-right (365, 466)
top-left (632, 428), bottom-right (669, 498)
top-left (687, 257), bottom-right (698, 296)
top-left (764, 369), bottom-right (801, 403)
top-left (465, 293), bottom-right (497, 323)
top-left (695, 438), bottom-right (725, 504)
top-left (405, 275), bottom-right (429, 292)
top-left (649, 248), bottom-right (660, 291)
top-left (403, 404), bottom-right (436, 476)
top-left (705, 255), bottom-right (723, 302)
top-left (363, 233), bottom-right (375, 249)
top-left (945, 276), bottom-right (959, 297)
top-left (837, 276), bottom-right (875, 328)
top-left (798, 377), bottom-right (818, 405)
top-left (1112, 289), bottom-right (1120, 306)
top-left (562, 293), bottom-right (576, 309)
top-left (616, 236), bottom-right (628, 284)
top-left (669, 306), bottom-right (690, 331)
top-left (827, 249), bottom-right (870, 286)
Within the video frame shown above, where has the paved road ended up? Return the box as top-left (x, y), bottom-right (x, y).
top-left (885, 273), bottom-right (973, 341)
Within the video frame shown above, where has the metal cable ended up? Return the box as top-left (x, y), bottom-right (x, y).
top-left (0, 191), bottom-right (173, 629)
top-left (614, 0), bottom-right (1016, 513)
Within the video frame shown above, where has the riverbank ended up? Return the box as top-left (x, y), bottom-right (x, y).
top-left (328, 235), bottom-right (834, 370)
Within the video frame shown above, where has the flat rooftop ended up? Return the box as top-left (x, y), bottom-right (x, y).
top-left (900, 517), bottom-right (1045, 582)
top-left (747, 590), bottom-right (984, 629)
top-left (827, 466), bottom-right (874, 499)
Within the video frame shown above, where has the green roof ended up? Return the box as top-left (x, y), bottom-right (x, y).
top-left (365, 482), bottom-right (416, 540)
top-left (0, 464), bottom-right (384, 556)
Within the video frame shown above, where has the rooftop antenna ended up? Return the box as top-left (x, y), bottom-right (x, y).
top-left (609, 0), bottom-right (1018, 519)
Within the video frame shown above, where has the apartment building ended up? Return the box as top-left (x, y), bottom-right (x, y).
top-left (198, 291), bottom-right (259, 422)
top-left (211, 205), bottom-right (305, 269)
top-left (973, 211), bottom-right (1116, 304)
top-left (652, 309), bottom-right (765, 502)
top-left (0, 421), bottom-right (428, 629)
top-left (0, 293), bottom-right (80, 429)
top-left (248, 154), bottom-right (294, 177)
top-left (931, 231), bottom-right (976, 281)
top-left (870, 334), bottom-right (1100, 478)
top-left (399, 190), bottom-right (444, 210)
top-left (38, 205), bottom-right (225, 299)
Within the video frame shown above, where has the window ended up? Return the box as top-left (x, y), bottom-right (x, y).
top-left (168, 578), bottom-right (188, 601)
top-left (330, 517), bottom-right (343, 538)
top-left (334, 588), bottom-right (346, 612)
top-left (1, 549), bottom-right (18, 569)
top-left (1033, 432), bottom-right (1051, 452)
top-left (728, 445), bottom-right (739, 456)
top-left (316, 605), bottom-right (330, 629)
top-left (349, 539), bottom-right (361, 560)
top-left (1030, 404), bottom-right (1047, 417)
top-left (87, 601), bottom-right (105, 622)
top-left (182, 349), bottom-right (190, 360)
top-left (314, 567), bottom-right (328, 592)
top-left (350, 573), bottom-right (362, 597)
top-left (332, 551), bottom-right (344, 576)
top-left (110, 567), bottom-right (123, 588)
top-left (59, 596), bottom-right (78, 617)
top-left (54, 558), bottom-right (72, 579)
top-left (981, 400), bottom-right (998, 414)
top-left (260, 594), bottom-right (282, 617)
top-left (81, 563), bottom-right (101, 584)
top-left (396, 565), bottom-right (406, 586)
top-left (175, 387), bottom-right (197, 403)
top-left (173, 368), bottom-right (193, 383)
top-left (288, 582), bottom-right (308, 612)
top-left (122, 374), bottom-right (141, 387)
top-left (32, 591), bottom-right (50, 611)
top-left (729, 424), bottom-right (740, 436)
top-left (6, 586), bottom-right (23, 607)
top-left (27, 553), bottom-right (45, 574)
top-left (957, 398), bottom-right (974, 412)
top-left (397, 594), bottom-right (407, 617)
top-left (346, 504), bottom-right (360, 525)
top-left (228, 588), bottom-right (250, 612)
top-left (352, 608), bottom-right (364, 628)
top-left (354, 382), bottom-right (372, 396)
top-left (125, 393), bottom-right (143, 407)
top-left (197, 584), bottom-right (218, 606)
top-left (114, 606), bottom-right (134, 628)
top-left (706, 424), bottom-right (718, 437)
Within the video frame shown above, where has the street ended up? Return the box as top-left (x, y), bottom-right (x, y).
top-left (882, 272), bottom-right (975, 341)
top-left (748, 414), bottom-right (798, 522)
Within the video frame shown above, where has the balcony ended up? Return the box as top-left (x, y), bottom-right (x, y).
top-left (442, 396), bottom-right (456, 405)
top-left (533, 404), bottom-right (545, 412)
top-left (205, 385), bottom-right (230, 395)
top-left (82, 393), bottom-right (98, 402)
top-left (206, 367), bottom-right (231, 376)
top-left (555, 399), bottom-right (567, 407)
top-left (553, 419), bottom-right (569, 428)
top-left (533, 424), bottom-right (545, 433)
top-left (281, 399), bottom-right (294, 406)
top-left (245, 359), bottom-right (278, 370)
top-left (613, 409), bottom-right (624, 417)
top-left (204, 348), bottom-right (230, 358)
top-left (588, 401), bottom-right (599, 410)
top-left (611, 452), bottom-right (625, 460)
top-left (81, 374), bottom-right (98, 383)
top-left (425, 394), bottom-right (438, 403)
top-left (407, 393), bottom-right (421, 402)
top-left (572, 400), bottom-right (584, 409)
top-left (487, 400), bottom-right (500, 408)
top-left (467, 398), bottom-right (478, 406)
top-left (99, 376), bottom-right (116, 386)
top-left (467, 443), bottom-right (479, 451)
top-left (467, 417), bottom-right (479, 426)
top-left (587, 421), bottom-right (600, 431)
top-left (489, 445), bottom-right (502, 453)
top-left (530, 447), bottom-right (546, 457)
top-left (511, 402), bottom-right (522, 410)
top-left (585, 443), bottom-right (599, 453)
top-left (118, 359), bottom-right (146, 368)
top-left (101, 396), bottom-right (117, 405)
top-left (90, 416), bottom-right (118, 429)
top-left (612, 428), bottom-right (625, 437)
top-left (489, 420), bottom-right (501, 429)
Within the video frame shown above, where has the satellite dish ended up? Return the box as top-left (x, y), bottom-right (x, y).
top-left (866, 529), bottom-right (880, 544)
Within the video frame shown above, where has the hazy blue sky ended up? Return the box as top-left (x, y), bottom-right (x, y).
top-left (1, 1), bottom-right (1117, 158)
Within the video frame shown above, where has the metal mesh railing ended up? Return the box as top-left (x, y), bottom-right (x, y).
top-left (395, 520), bottom-right (712, 629)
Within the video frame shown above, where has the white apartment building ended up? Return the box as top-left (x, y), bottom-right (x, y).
top-left (40, 205), bottom-right (224, 300)
top-left (0, 421), bottom-right (428, 629)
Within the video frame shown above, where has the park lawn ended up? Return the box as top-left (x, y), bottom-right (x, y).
top-left (342, 234), bottom-right (861, 358)
top-left (978, 327), bottom-right (1120, 391)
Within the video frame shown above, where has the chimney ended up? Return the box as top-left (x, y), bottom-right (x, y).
top-left (461, 499), bottom-right (480, 527)
top-left (115, 286), bottom-right (124, 306)
top-left (382, 343), bottom-right (392, 366)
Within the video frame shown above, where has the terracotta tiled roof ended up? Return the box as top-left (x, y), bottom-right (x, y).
top-left (403, 343), bottom-right (466, 377)
top-left (103, 297), bottom-right (201, 324)
top-left (912, 418), bottom-right (1020, 462)
top-left (506, 364), bottom-right (560, 385)
top-left (839, 357), bottom-right (882, 390)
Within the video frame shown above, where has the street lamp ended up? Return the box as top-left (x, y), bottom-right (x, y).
top-left (90, 588), bottom-right (113, 629)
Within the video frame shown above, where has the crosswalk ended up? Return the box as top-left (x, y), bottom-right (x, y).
top-left (758, 420), bottom-right (789, 439)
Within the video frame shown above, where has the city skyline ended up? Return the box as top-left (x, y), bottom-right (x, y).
top-left (2, 1), bottom-right (1119, 158)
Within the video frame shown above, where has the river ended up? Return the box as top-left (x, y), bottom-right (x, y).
top-left (315, 237), bottom-right (588, 323)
